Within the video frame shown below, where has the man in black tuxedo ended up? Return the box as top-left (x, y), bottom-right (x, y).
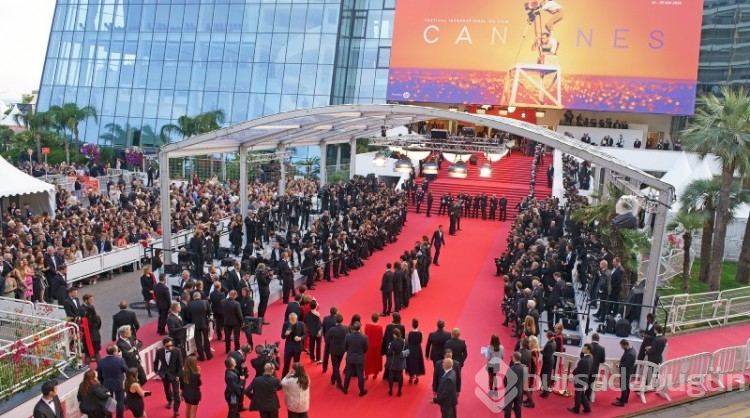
top-left (226, 262), bottom-right (243, 293)
top-left (185, 292), bottom-right (213, 361)
top-left (284, 294), bottom-right (302, 322)
top-left (547, 164), bottom-right (554, 188)
top-left (426, 192), bottom-right (434, 217)
top-left (432, 350), bottom-right (462, 398)
top-left (638, 313), bottom-right (657, 360)
top-left (50, 266), bottom-right (69, 306)
top-left (209, 282), bottom-right (227, 341)
top-left (153, 337), bottom-right (183, 415)
top-left (502, 352), bottom-right (525, 418)
top-left (111, 300), bottom-right (140, 341)
top-left (634, 139), bottom-right (642, 149)
top-left (43, 246), bottom-right (59, 283)
top-left (380, 263), bottom-right (394, 316)
top-left (321, 307), bottom-right (339, 373)
top-left (342, 321), bottom-right (368, 396)
top-left (275, 252), bottom-right (294, 303)
top-left (246, 363), bottom-right (282, 417)
top-left (63, 287), bottom-right (83, 319)
top-left (166, 302), bottom-right (185, 351)
top-left (498, 195), bottom-right (508, 221)
top-left (154, 274), bottom-right (172, 335)
top-left (281, 312), bottom-right (306, 376)
top-left (443, 328), bottom-right (467, 367)
top-left (32, 380), bottom-right (63, 418)
top-left (425, 320), bottom-right (451, 368)
top-left (567, 343), bottom-right (592, 414)
top-left (647, 325), bottom-right (667, 365)
top-left (116, 326), bottom-right (146, 385)
top-left (613, 339), bottom-right (637, 407)
top-left (222, 290), bottom-right (245, 354)
top-left (586, 333), bottom-right (606, 401)
top-left (255, 264), bottom-right (272, 324)
top-left (433, 358), bottom-right (458, 418)
top-left (605, 257), bottom-right (624, 317)
top-left (325, 313), bottom-right (348, 388)
top-left (97, 345), bottom-right (128, 418)
top-left (429, 225), bottom-right (446, 266)
top-left (392, 262), bottom-right (405, 312)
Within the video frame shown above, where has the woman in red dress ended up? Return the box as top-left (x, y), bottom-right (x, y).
top-left (364, 313), bottom-right (384, 380)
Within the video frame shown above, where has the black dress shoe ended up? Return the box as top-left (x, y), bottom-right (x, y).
top-left (567, 407), bottom-right (579, 414)
top-left (359, 390), bottom-right (368, 397)
top-left (612, 401), bottom-right (625, 407)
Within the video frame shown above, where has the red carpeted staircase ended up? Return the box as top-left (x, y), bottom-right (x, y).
top-left (413, 150), bottom-right (552, 211)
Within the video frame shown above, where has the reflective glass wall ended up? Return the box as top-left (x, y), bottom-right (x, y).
top-left (37, 0), bottom-right (343, 147)
top-left (698, 0), bottom-right (750, 93)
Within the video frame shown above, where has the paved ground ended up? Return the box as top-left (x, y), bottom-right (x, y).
top-left (633, 389), bottom-right (750, 418)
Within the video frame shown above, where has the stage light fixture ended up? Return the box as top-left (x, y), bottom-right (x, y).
top-left (422, 161), bottom-right (438, 175)
top-left (507, 106), bottom-right (516, 113)
top-left (393, 156), bottom-right (413, 173)
top-left (372, 151), bottom-right (388, 167)
top-left (479, 163), bottom-right (492, 178)
top-left (447, 160), bottom-right (468, 179)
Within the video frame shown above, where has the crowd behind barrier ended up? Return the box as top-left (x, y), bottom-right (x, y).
top-left (660, 286), bottom-right (750, 333)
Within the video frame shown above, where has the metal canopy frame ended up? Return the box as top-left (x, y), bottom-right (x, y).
top-left (158, 103), bottom-right (672, 328)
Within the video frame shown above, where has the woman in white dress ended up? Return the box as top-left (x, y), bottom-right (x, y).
top-left (410, 255), bottom-right (421, 295)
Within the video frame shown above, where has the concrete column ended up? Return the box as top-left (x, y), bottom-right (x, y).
top-left (278, 144), bottom-right (286, 195)
top-left (349, 137), bottom-right (357, 179)
top-left (641, 190), bottom-right (672, 329)
top-left (239, 147), bottom-right (248, 215)
top-left (159, 150), bottom-right (172, 267)
top-left (319, 140), bottom-right (327, 186)
top-left (335, 144), bottom-right (342, 171)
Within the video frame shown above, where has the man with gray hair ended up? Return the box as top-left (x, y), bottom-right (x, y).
top-left (185, 291), bottom-right (213, 361)
top-left (116, 325), bottom-right (146, 384)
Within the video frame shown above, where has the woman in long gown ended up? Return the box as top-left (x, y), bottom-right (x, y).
top-left (405, 318), bottom-right (426, 383)
top-left (410, 255), bottom-right (421, 295)
top-left (364, 313), bottom-right (384, 380)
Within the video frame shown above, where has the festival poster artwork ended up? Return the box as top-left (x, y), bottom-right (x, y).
top-left (387, 0), bottom-right (704, 115)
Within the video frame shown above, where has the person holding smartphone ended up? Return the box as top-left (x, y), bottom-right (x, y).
top-left (124, 367), bottom-right (150, 418)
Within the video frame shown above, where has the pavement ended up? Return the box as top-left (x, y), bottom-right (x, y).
top-left (632, 388), bottom-right (750, 418)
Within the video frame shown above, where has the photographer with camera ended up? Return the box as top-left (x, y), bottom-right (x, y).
top-left (153, 337), bottom-right (183, 417)
top-left (251, 342), bottom-right (281, 379)
top-left (246, 362), bottom-right (282, 417)
top-left (224, 357), bottom-right (244, 418)
top-left (227, 344), bottom-right (253, 411)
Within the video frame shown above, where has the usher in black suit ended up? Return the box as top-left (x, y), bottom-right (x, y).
top-left (430, 229), bottom-right (446, 265)
top-left (153, 346), bottom-right (183, 414)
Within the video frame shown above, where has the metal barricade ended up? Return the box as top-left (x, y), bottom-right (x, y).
top-left (655, 352), bottom-right (712, 401)
top-left (710, 345), bottom-right (747, 389)
top-left (719, 287), bottom-right (750, 301)
top-left (0, 296), bottom-right (35, 316)
top-left (552, 352), bottom-right (579, 395)
top-left (724, 295), bottom-right (750, 325)
top-left (589, 361), bottom-right (612, 403)
top-left (630, 360), bottom-right (660, 404)
top-left (669, 299), bottom-right (727, 333)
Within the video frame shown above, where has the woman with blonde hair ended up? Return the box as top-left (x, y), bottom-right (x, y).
top-left (521, 315), bottom-right (537, 339)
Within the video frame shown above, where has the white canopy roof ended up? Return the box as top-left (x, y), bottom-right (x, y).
top-left (0, 157), bottom-right (56, 217)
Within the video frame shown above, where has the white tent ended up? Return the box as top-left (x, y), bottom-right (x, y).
top-left (0, 157), bottom-right (56, 218)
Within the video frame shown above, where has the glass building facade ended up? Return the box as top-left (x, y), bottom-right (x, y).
top-left (698, 0), bottom-right (750, 92)
top-left (37, 0), bottom-right (395, 148)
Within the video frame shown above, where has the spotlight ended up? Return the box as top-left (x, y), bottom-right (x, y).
top-left (479, 163), bottom-right (492, 178)
top-left (448, 160), bottom-right (468, 179)
top-left (393, 156), bottom-right (413, 173)
top-left (372, 151), bottom-right (387, 167)
top-left (422, 161), bottom-right (438, 175)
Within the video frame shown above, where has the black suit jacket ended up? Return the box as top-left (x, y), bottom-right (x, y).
top-left (434, 369), bottom-right (457, 415)
top-left (282, 321), bottom-right (306, 353)
top-left (620, 347), bottom-right (637, 376)
top-left (382, 323), bottom-right (406, 355)
top-left (247, 375), bottom-right (282, 412)
top-left (425, 329), bottom-right (452, 362)
top-left (116, 337), bottom-right (140, 368)
top-left (504, 362), bottom-right (526, 401)
top-left (112, 309), bottom-right (140, 341)
top-left (432, 359), bottom-right (463, 393)
top-left (380, 270), bottom-right (394, 293)
top-left (649, 335), bottom-right (667, 364)
top-left (430, 230), bottom-right (445, 249)
top-left (185, 299), bottom-right (211, 329)
top-left (50, 273), bottom-right (68, 302)
top-left (63, 297), bottom-right (83, 319)
top-left (167, 312), bottom-right (184, 336)
top-left (344, 331), bottom-right (368, 365)
top-left (325, 324), bottom-right (348, 356)
top-left (154, 282), bottom-right (172, 310)
top-left (222, 298), bottom-right (244, 326)
top-left (153, 347), bottom-right (183, 380)
top-left (610, 266), bottom-right (624, 297)
top-left (284, 301), bottom-right (302, 322)
top-left (444, 338), bottom-right (468, 365)
top-left (572, 354), bottom-right (592, 390)
top-left (209, 289), bottom-right (226, 316)
top-left (97, 354), bottom-right (128, 392)
top-left (590, 342), bottom-right (606, 376)
top-left (33, 397), bottom-right (64, 418)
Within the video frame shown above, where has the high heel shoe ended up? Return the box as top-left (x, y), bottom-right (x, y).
top-left (415, 377), bottom-right (419, 383)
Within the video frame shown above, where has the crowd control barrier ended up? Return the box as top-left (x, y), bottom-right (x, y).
top-left (655, 352), bottom-right (712, 401)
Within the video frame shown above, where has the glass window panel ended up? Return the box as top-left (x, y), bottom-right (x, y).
top-left (255, 34), bottom-right (272, 62)
top-left (266, 64), bottom-right (283, 94)
top-left (50, 86), bottom-right (65, 108)
top-left (124, 4), bottom-right (141, 31)
top-left (251, 63), bottom-right (268, 93)
top-left (270, 34), bottom-right (288, 63)
top-left (206, 62), bottom-right (222, 90)
top-left (221, 62), bottom-right (238, 91)
top-left (76, 88), bottom-right (90, 107)
top-left (218, 91), bottom-right (232, 120)
top-left (280, 94), bottom-right (297, 112)
top-left (274, 5), bottom-right (291, 32)
top-left (162, 62), bottom-right (178, 90)
top-left (290, 7), bottom-right (306, 33)
top-left (323, 5), bottom-right (340, 33)
top-left (243, 4), bottom-right (260, 33)
top-left (129, 89), bottom-right (145, 115)
top-left (190, 62), bottom-right (207, 90)
top-left (377, 47), bottom-right (390, 68)
top-left (236, 64), bottom-right (252, 91)
top-left (313, 95), bottom-right (330, 108)
top-left (179, 41), bottom-right (194, 61)
top-left (144, 89), bottom-right (159, 118)
top-left (188, 91), bottom-right (203, 115)
top-left (315, 65), bottom-right (333, 95)
top-left (239, 36), bottom-right (256, 63)
top-left (154, 4), bottom-right (169, 31)
top-left (173, 90), bottom-right (188, 118)
top-left (306, 5), bottom-right (323, 32)
top-left (115, 88), bottom-right (131, 116)
top-left (383, 0), bottom-right (396, 9)
top-left (151, 41), bottom-right (166, 61)
top-left (320, 34), bottom-right (336, 64)
top-left (285, 34), bottom-right (304, 63)
top-left (175, 66), bottom-right (190, 89)
top-left (213, 4), bottom-right (229, 33)
top-left (119, 61), bottom-right (134, 86)
top-left (64, 4), bottom-right (76, 30)
top-left (105, 62), bottom-right (120, 87)
top-left (184, 4), bottom-right (199, 32)
top-left (302, 34), bottom-right (320, 64)
top-left (196, 41), bottom-right (210, 61)
top-left (137, 39), bottom-right (152, 59)
top-left (53, 4), bottom-right (66, 31)
top-left (263, 94), bottom-right (280, 115)
top-left (140, 4), bottom-right (156, 31)
top-left (258, 5), bottom-right (275, 32)
top-left (228, 4), bottom-right (245, 33)
top-left (225, 41), bottom-right (240, 62)
top-left (165, 41), bottom-right (180, 61)
top-left (381, 11), bottom-right (394, 39)
top-left (282, 64), bottom-right (300, 94)
top-left (374, 69), bottom-right (388, 99)
top-left (297, 95), bottom-right (313, 109)
top-left (158, 91), bottom-right (174, 119)
top-left (146, 63), bottom-right (163, 90)
top-left (209, 41), bottom-right (224, 61)
top-left (88, 87), bottom-right (104, 118)
top-left (199, 4), bottom-right (214, 32)
top-left (101, 88), bottom-right (117, 115)
top-left (42, 59), bottom-right (57, 86)
top-left (298, 64), bottom-right (317, 95)
top-left (55, 59), bottom-right (69, 85)
top-left (133, 62), bottom-right (148, 88)
top-left (203, 91), bottom-right (219, 111)
top-left (232, 93), bottom-right (249, 122)
top-left (359, 69), bottom-right (375, 98)
top-left (248, 94), bottom-right (264, 119)
top-left (363, 44), bottom-right (378, 68)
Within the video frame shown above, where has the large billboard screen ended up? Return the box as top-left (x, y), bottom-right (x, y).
top-left (387, 0), bottom-right (704, 115)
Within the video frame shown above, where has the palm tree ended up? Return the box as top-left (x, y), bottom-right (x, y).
top-left (294, 156), bottom-right (321, 178)
top-left (681, 86), bottom-right (750, 291)
top-left (140, 124), bottom-right (169, 146)
top-left (99, 122), bottom-right (134, 147)
top-left (0, 126), bottom-right (14, 152)
top-left (48, 103), bottom-right (98, 164)
top-left (13, 110), bottom-right (54, 162)
top-left (667, 211), bottom-right (704, 293)
top-left (160, 109), bottom-right (225, 141)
